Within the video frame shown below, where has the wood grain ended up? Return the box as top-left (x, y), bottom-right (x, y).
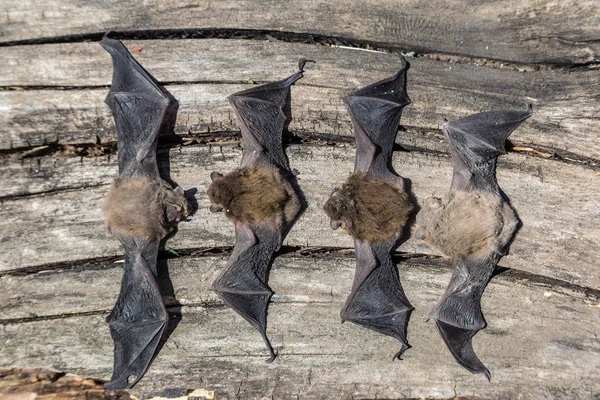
top-left (2, 40), bottom-right (598, 162)
top-left (1, 0), bottom-right (599, 65)
top-left (1, 144), bottom-right (599, 289)
top-left (1, 255), bottom-right (598, 399)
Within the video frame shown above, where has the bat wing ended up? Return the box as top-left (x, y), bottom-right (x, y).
top-left (101, 37), bottom-right (175, 390)
top-left (443, 105), bottom-right (533, 192)
top-left (341, 242), bottom-right (413, 359)
top-left (212, 62), bottom-right (309, 362)
top-left (212, 224), bottom-right (280, 362)
top-left (105, 239), bottom-right (167, 391)
top-left (337, 60), bottom-right (414, 358)
top-left (344, 58), bottom-right (411, 180)
top-left (228, 60), bottom-right (309, 171)
top-left (100, 36), bottom-right (174, 178)
top-left (432, 107), bottom-right (532, 379)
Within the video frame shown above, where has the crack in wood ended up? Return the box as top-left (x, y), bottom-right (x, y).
top-left (1, 246), bottom-right (598, 302)
top-left (1, 130), bottom-right (597, 174)
top-left (0, 28), bottom-right (596, 70)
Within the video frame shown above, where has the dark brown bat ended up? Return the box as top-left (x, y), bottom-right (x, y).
top-left (207, 61), bottom-right (309, 362)
top-left (414, 106), bottom-right (532, 379)
top-left (100, 36), bottom-right (188, 390)
top-left (323, 59), bottom-right (415, 359)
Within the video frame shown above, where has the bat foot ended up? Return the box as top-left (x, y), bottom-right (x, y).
top-left (392, 342), bottom-right (411, 361)
top-left (265, 349), bottom-right (278, 363)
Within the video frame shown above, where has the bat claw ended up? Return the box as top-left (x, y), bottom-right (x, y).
top-left (265, 349), bottom-right (278, 363)
top-left (393, 343), bottom-right (411, 361)
top-left (298, 59), bottom-right (316, 72)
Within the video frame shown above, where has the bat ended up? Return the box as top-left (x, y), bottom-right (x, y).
top-left (99, 36), bottom-right (188, 390)
top-left (323, 59), bottom-right (415, 359)
top-left (207, 61), bottom-right (309, 362)
top-left (414, 106), bottom-right (533, 379)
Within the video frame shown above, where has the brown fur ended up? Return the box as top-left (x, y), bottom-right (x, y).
top-left (323, 172), bottom-right (413, 243)
top-left (102, 177), bottom-right (189, 241)
top-left (207, 166), bottom-right (300, 227)
top-left (414, 190), bottom-right (518, 260)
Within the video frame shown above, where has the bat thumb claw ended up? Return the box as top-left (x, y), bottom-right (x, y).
top-left (265, 350), bottom-right (278, 364)
top-left (298, 59), bottom-right (316, 72)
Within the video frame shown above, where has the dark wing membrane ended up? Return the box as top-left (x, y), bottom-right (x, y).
top-left (212, 225), bottom-right (280, 362)
top-left (228, 62), bottom-right (306, 170)
top-left (100, 36), bottom-right (171, 178)
top-left (341, 241), bottom-right (413, 359)
top-left (105, 239), bottom-right (167, 391)
top-left (430, 256), bottom-right (500, 380)
top-left (443, 105), bottom-right (533, 192)
top-left (344, 58), bottom-right (411, 179)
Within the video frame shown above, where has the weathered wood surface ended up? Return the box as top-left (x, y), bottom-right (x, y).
top-left (2, 40), bottom-right (599, 163)
top-left (2, 144), bottom-right (599, 289)
top-left (0, 368), bottom-right (126, 400)
top-left (2, 0), bottom-right (599, 66)
top-left (2, 1), bottom-right (600, 398)
top-left (1, 255), bottom-right (599, 399)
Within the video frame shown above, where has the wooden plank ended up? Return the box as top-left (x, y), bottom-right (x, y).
top-left (1, 144), bottom-right (599, 289)
top-left (2, 40), bottom-right (599, 160)
top-left (2, 39), bottom-right (599, 92)
top-left (1, 0), bottom-right (599, 65)
top-left (1, 256), bottom-right (598, 398)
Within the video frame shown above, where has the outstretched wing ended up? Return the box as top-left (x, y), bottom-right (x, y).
top-left (101, 36), bottom-right (175, 390)
top-left (105, 239), bottom-right (167, 391)
top-left (229, 60), bottom-right (310, 171)
top-left (432, 107), bottom-right (532, 379)
top-left (212, 225), bottom-right (280, 362)
top-left (344, 58), bottom-right (411, 180)
top-left (212, 62), bottom-right (308, 362)
top-left (100, 35), bottom-right (175, 178)
top-left (336, 60), bottom-right (414, 358)
top-left (341, 241), bottom-right (413, 359)
top-left (443, 105), bottom-right (533, 192)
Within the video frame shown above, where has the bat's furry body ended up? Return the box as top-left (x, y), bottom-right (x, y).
top-left (417, 106), bottom-right (532, 379)
top-left (208, 61), bottom-right (308, 362)
top-left (324, 59), bottom-right (415, 358)
top-left (415, 190), bottom-right (518, 260)
top-left (103, 177), bottom-right (188, 241)
top-left (208, 167), bottom-right (300, 231)
top-left (100, 35), bottom-right (187, 390)
top-left (325, 172), bottom-right (412, 243)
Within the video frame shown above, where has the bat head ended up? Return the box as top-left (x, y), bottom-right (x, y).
top-left (207, 167), bottom-right (298, 227)
top-left (414, 191), bottom-right (518, 259)
top-left (324, 173), bottom-right (413, 243)
top-left (102, 177), bottom-right (189, 241)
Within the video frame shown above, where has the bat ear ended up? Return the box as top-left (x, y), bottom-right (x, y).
top-left (173, 186), bottom-right (184, 195)
top-left (443, 105), bottom-right (533, 164)
top-left (330, 220), bottom-right (342, 230)
top-left (210, 171), bottom-right (224, 181)
top-left (210, 204), bottom-right (223, 213)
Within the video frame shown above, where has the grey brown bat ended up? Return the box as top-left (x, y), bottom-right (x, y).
top-left (323, 59), bottom-right (415, 359)
top-left (414, 106), bottom-right (532, 379)
top-left (207, 62), bottom-right (309, 362)
top-left (99, 36), bottom-right (188, 390)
